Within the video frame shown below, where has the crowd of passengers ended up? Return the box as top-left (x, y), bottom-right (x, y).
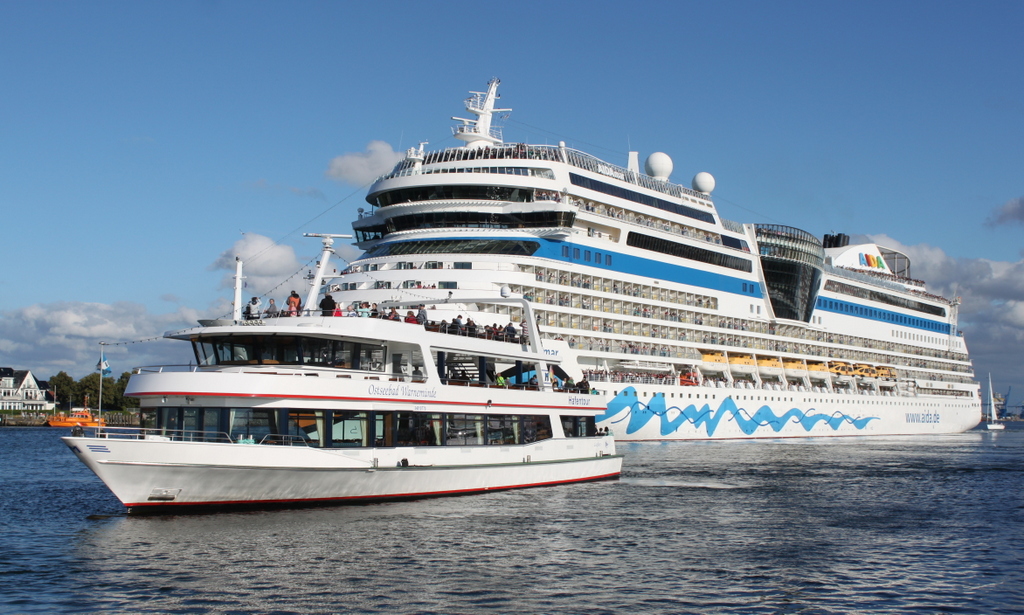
top-left (583, 369), bottom-right (692, 386)
top-left (242, 292), bottom-right (528, 344)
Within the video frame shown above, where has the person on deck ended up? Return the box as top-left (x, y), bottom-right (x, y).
top-left (286, 291), bottom-right (302, 316)
top-left (263, 298), bottom-right (279, 318)
top-left (319, 294), bottom-right (337, 316)
top-left (243, 297), bottom-right (261, 320)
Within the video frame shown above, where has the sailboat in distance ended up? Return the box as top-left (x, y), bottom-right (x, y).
top-left (986, 374), bottom-right (1005, 430)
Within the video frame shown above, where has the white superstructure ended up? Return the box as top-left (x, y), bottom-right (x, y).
top-left (325, 78), bottom-right (980, 440)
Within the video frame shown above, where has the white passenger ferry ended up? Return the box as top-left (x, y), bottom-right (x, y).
top-left (326, 78), bottom-right (981, 440)
top-left (62, 236), bottom-right (621, 513)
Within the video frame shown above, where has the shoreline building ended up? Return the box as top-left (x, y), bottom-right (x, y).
top-left (0, 368), bottom-right (54, 413)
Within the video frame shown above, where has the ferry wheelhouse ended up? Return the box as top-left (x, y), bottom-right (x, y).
top-left (325, 78), bottom-right (980, 440)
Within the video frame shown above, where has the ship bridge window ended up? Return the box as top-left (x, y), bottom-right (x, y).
top-left (383, 211), bottom-right (575, 233)
top-left (355, 227), bottom-right (385, 243)
top-left (364, 239), bottom-right (540, 258)
top-left (374, 184), bottom-right (535, 208)
top-left (415, 165), bottom-right (553, 180)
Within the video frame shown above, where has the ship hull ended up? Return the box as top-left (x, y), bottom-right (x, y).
top-left (63, 435), bottom-right (621, 512)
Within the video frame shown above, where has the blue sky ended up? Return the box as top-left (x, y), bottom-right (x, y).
top-left (1, 1), bottom-right (1022, 407)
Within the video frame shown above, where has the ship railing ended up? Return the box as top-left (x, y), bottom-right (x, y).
top-left (374, 143), bottom-right (712, 203)
top-left (720, 218), bottom-right (746, 234)
top-left (83, 426), bottom-right (315, 446)
top-left (84, 426), bottom-right (233, 443)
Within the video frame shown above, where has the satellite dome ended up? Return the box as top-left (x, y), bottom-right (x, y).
top-left (692, 172), bottom-right (716, 194)
top-left (644, 152), bottom-right (673, 180)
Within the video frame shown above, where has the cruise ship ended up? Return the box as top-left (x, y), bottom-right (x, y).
top-left (324, 78), bottom-right (980, 440)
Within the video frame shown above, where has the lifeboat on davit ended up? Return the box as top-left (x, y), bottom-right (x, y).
top-left (806, 361), bottom-right (830, 381)
top-left (700, 351), bottom-right (728, 374)
top-left (728, 353), bottom-right (757, 375)
top-left (782, 358), bottom-right (807, 379)
top-left (756, 356), bottom-right (784, 378)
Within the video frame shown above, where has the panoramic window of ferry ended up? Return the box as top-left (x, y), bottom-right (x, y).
top-left (395, 412), bottom-right (442, 446)
top-left (560, 415), bottom-right (596, 437)
top-left (447, 414), bottom-right (485, 445)
top-left (228, 409), bottom-right (276, 444)
top-left (194, 336), bottom-right (260, 366)
top-left (300, 338), bottom-right (353, 368)
top-left (523, 415), bottom-right (553, 442)
top-left (285, 411), bottom-right (325, 446)
top-left (332, 411), bottom-right (370, 447)
top-left (487, 415), bottom-right (519, 444)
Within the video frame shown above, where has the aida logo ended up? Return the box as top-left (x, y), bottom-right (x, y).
top-left (859, 253), bottom-right (887, 269)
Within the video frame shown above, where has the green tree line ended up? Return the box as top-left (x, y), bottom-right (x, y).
top-left (47, 371), bottom-right (140, 412)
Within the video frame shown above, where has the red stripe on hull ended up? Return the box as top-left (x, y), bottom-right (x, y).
top-left (123, 471), bottom-right (621, 511)
top-left (128, 390), bottom-right (593, 411)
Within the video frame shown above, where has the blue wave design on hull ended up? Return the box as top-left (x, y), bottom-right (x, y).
top-left (596, 387), bottom-right (879, 437)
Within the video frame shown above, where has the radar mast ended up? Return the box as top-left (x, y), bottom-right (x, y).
top-left (452, 78), bottom-right (510, 148)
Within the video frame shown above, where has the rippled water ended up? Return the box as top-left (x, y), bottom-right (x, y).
top-left (2, 426), bottom-right (1022, 614)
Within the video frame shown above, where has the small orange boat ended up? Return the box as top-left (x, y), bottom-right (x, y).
top-left (48, 408), bottom-right (106, 428)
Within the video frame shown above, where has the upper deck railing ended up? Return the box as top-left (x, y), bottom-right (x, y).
top-left (376, 143), bottom-right (713, 204)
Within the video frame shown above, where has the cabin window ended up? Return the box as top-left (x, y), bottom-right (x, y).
top-left (330, 411), bottom-right (370, 447)
top-left (286, 411), bottom-right (325, 447)
top-left (447, 414), bottom-right (485, 445)
top-left (488, 415), bottom-right (519, 444)
top-left (560, 415), bottom-right (596, 437)
top-left (524, 415), bottom-right (552, 442)
top-left (228, 409), bottom-right (276, 443)
top-left (395, 412), bottom-right (442, 446)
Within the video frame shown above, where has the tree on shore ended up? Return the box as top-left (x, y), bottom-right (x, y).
top-left (49, 371), bottom-right (139, 412)
top-left (47, 371), bottom-right (77, 412)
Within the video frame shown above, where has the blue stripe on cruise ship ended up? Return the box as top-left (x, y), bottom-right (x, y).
top-left (597, 388), bottom-right (879, 436)
top-left (533, 238), bottom-right (763, 298)
top-left (814, 296), bottom-right (951, 334)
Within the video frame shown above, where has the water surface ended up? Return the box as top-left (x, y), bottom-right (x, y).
top-left (1, 426), bottom-right (1022, 614)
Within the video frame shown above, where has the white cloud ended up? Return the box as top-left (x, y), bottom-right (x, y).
top-left (325, 140), bottom-right (404, 186)
top-left (0, 301), bottom-right (205, 380)
top-left (985, 196), bottom-right (1024, 227)
top-left (863, 233), bottom-right (1024, 389)
top-left (208, 233), bottom-right (307, 300)
top-left (0, 233), bottom-right (359, 381)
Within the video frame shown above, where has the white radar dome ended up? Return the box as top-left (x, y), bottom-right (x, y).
top-left (692, 172), bottom-right (716, 194)
top-left (644, 152), bottom-right (673, 180)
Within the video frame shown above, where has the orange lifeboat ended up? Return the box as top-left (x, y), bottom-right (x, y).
top-left (47, 408), bottom-right (106, 428)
